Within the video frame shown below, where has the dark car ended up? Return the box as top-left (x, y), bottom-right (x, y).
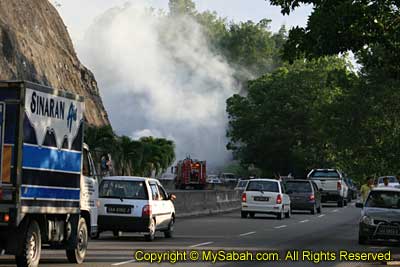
top-left (285, 180), bottom-right (322, 214)
top-left (357, 188), bottom-right (400, 244)
top-left (345, 178), bottom-right (358, 200)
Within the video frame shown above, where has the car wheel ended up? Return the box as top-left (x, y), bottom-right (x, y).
top-left (310, 204), bottom-right (316, 215)
top-left (66, 217), bottom-right (88, 264)
top-left (285, 207), bottom-right (291, 218)
top-left (92, 231), bottom-right (100, 240)
top-left (277, 208), bottom-right (284, 220)
top-left (241, 211), bottom-right (248, 218)
top-left (358, 233), bottom-right (368, 245)
top-left (249, 212), bottom-right (255, 218)
top-left (164, 218), bottom-right (174, 238)
top-left (317, 204), bottom-right (322, 214)
top-left (113, 230), bottom-right (122, 238)
top-left (337, 198), bottom-right (344, 207)
top-left (15, 220), bottom-right (41, 267)
top-left (145, 218), bottom-right (156, 241)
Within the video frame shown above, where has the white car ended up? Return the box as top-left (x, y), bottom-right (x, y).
top-left (97, 176), bottom-right (176, 241)
top-left (377, 176), bottom-right (400, 188)
top-left (308, 169), bottom-right (349, 207)
top-left (241, 178), bottom-right (291, 220)
top-left (206, 175), bottom-right (223, 184)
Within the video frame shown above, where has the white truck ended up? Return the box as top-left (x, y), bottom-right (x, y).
top-left (307, 169), bottom-right (348, 207)
top-left (0, 81), bottom-right (99, 267)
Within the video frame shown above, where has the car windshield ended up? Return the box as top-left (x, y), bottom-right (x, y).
top-left (378, 176), bottom-right (398, 184)
top-left (365, 191), bottom-right (400, 209)
top-left (99, 180), bottom-right (148, 200)
top-left (285, 182), bottom-right (312, 193)
top-left (247, 181), bottom-right (279, 192)
top-left (310, 170), bottom-right (339, 179)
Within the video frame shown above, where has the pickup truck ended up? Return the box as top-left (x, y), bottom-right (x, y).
top-left (0, 81), bottom-right (99, 267)
top-left (307, 169), bottom-right (348, 207)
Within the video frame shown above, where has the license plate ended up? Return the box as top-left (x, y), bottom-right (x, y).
top-left (254, 196), bottom-right (269, 201)
top-left (377, 226), bottom-right (399, 235)
top-left (107, 206), bottom-right (131, 214)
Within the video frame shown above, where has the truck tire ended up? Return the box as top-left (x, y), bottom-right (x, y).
top-left (15, 220), bottom-right (41, 267)
top-left (337, 197), bottom-right (344, 207)
top-left (66, 217), bottom-right (88, 264)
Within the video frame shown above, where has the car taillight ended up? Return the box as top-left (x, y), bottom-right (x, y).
top-left (241, 193), bottom-right (247, 202)
top-left (309, 194), bottom-right (315, 201)
top-left (142, 205), bottom-right (152, 217)
top-left (337, 181), bottom-right (342, 191)
top-left (276, 194), bottom-right (282, 204)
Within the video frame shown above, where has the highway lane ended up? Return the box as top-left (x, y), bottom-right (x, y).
top-left (1, 203), bottom-right (399, 267)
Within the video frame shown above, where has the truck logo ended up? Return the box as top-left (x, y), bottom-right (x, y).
top-left (67, 103), bottom-right (77, 132)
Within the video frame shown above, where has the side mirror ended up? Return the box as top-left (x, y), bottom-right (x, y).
top-left (355, 202), bottom-right (363, 208)
top-left (169, 194), bottom-right (176, 201)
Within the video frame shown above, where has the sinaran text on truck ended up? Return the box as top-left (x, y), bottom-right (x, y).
top-left (0, 81), bottom-right (99, 267)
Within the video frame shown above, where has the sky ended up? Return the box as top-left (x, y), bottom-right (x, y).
top-left (51, 0), bottom-right (312, 43)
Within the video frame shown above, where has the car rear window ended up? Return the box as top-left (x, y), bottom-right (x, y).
top-left (378, 177), bottom-right (398, 183)
top-left (285, 182), bottom-right (312, 193)
top-left (246, 181), bottom-right (279, 192)
top-left (100, 180), bottom-right (148, 200)
top-left (309, 170), bottom-right (339, 179)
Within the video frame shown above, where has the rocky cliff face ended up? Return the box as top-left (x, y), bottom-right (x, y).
top-left (0, 0), bottom-right (109, 126)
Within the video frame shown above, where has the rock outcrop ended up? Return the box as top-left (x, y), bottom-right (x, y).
top-left (0, 0), bottom-right (109, 126)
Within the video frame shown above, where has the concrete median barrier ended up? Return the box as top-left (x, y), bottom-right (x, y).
top-left (169, 190), bottom-right (241, 218)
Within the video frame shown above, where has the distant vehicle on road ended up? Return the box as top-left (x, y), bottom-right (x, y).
top-left (307, 169), bottom-right (349, 207)
top-left (357, 187), bottom-right (400, 244)
top-left (285, 180), bottom-right (322, 214)
top-left (345, 178), bottom-right (358, 200)
top-left (174, 158), bottom-right (207, 189)
top-left (98, 176), bottom-right (176, 241)
top-left (234, 179), bottom-right (249, 193)
top-left (377, 176), bottom-right (400, 188)
top-left (206, 175), bottom-right (223, 184)
top-left (220, 173), bottom-right (237, 184)
top-left (241, 179), bottom-right (291, 220)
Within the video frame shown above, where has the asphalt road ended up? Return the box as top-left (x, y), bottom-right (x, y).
top-left (1, 202), bottom-right (400, 267)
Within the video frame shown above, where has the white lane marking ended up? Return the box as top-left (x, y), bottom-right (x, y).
top-left (239, 231), bottom-right (256, 237)
top-left (112, 259), bottom-right (136, 266)
top-left (189, 241), bottom-right (214, 248)
top-left (299, 220), bottom-right (309, 223)
top-left (274, 225), bottom-right (287, 229)
top-left (318, 214), bottom-right (325, 218)
top-left (332, 209), bottom-right (339, 213)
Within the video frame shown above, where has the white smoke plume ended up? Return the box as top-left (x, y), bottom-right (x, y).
top-left (79, 3), bottom-right (237, 168)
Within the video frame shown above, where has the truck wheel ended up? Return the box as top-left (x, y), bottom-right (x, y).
top-left (66, 218), bottom-right (88, 264)
top-left (145, 219), bottom-right (156, 241)
top-left (241, 211), bottom-right (248, 218)
top-left (164, 218), bottom-right (174, 238)
top-left (337, 198), bottom-right (344, 207)
top-left (15, 220), bottom-right (41, 267)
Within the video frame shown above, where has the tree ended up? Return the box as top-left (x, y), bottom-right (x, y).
top-left (269, 0), bottom-right (400, 79)
top-left (169, 0), bottom-right (196, 16)
top-left (226, 57), bottom-right (357, 176)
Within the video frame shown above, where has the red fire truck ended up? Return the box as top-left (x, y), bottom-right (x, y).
top-left (174, 158), bottom-right (206, 189)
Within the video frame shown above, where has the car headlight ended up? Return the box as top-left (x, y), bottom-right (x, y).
top-left (361, 216), bottom-right (374, 225)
